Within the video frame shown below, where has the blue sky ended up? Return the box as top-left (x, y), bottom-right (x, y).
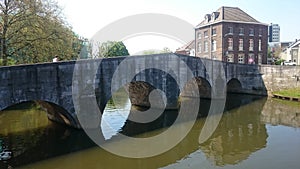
top-left (57, 0), bottom-right (300, 53)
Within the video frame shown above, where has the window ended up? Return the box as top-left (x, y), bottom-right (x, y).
top-left (212, 28), bottom-right (217, 36)
top-left (239, 27), bottom-right (244, 35)
top-left (189, 49), bottom-right (195, 56)
top-left (258, 39), bottom-right (262, 51)
top-left (259, 28), bottom-right (262, 36)
top-left (198, 42), bottom-right (202, 53)
top-left (249, 39), bottom-right (254, 51)
top-left (228, 27), bottom-right (233, 34)
top-left (293, 50), bottom-right (298, 56)
top-left (248, 54), bottom-right (255, 64)
top-left (227, 54), bottom-right (234, 62)
top-left (204, 31), bottom-right (208, 38)
top-left (249, 28), bottom-right (254, 36)
top-left (239, 39), bottom-right (244, 51)
top-left (212, 40), bottom-right (217, 51)
top-left (238, 55), bottom-right (244, 64)
top-left (258, 54), bottom-right (262, 64)
top-left (228, 38), bottom-right (233, 51)
top-left (198, 32), bottom-right (202, 39)
top-left (204, 41), bottom-right (208, 52)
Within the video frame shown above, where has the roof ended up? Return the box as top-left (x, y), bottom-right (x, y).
top-left (196, 6), bottom-right (263, 28)
top-left (288, 40), bottom-right (300, 49)
top-left (176, 40), bottom-right (195, 51)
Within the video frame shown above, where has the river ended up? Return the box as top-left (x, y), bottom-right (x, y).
top-left (0, 94), bottom-right (300, 169)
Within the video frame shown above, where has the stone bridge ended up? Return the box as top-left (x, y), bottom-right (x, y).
top-left (0, 53), bottom-right (285, 128)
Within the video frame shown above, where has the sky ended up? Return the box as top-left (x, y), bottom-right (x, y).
top-left (56, 0), bottom-right (300, 54)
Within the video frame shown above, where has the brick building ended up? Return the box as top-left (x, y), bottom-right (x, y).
top-left (195, 6), bottom-right (268, 64)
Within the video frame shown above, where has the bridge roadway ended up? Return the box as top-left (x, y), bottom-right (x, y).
top-left (0, 53), bottom-right (287, 128)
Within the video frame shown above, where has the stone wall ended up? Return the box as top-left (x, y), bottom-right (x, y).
top-left (259, 65), bottom-right (300, 95)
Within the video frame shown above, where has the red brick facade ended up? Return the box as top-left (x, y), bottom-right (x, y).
top-left (195, 7), bottom-right (268, 64)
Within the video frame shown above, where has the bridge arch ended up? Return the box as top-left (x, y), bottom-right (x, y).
top-left (180, 77), bottom-right (212, 99)
top-left (0, 100), bottom-right (79, 128)
top-left (179, 77), bottom-right (212, 117)
top-left (35, 100), bottom-right (79, 128)
top-left (227, 78), bottom-right (243, 94)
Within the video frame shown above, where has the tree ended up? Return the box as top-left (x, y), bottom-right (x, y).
top-left (141, 47), bottom-right (173, 55)
top-left (0, 0), bottom-right (82, 65)
top-left (99, 41), bottom-right (129, 58)
top-left (162, 47), bottom-right (171, 53)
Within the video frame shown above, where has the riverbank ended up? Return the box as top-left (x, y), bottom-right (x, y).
top-left (273, 88), bottom-right (300, 102)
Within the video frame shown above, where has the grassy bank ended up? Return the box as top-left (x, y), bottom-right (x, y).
top-left (273, 88), bottom-right (300, 98)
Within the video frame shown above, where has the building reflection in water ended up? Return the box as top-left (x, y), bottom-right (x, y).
top-left (198, 95), bottom-right (268, 166)
top-left (119, 94), bottom-right (269, 167)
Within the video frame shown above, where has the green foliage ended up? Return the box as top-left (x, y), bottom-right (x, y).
top-left (99, 41), bottom-right (129, 58)
top-left (0, 57), bottom-right (16, 66)
top-left (0, 0), bottom-right (83, 66)
top-left (275, 59), bottom-right (284, 65)
top-left (142, 47), bottom-right (172, 55)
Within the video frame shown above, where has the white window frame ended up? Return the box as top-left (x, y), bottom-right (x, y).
top-left (258, 54), bottom-right (262, 64)
top-left (249, 28), bottom-right (254, 36)
top-left (198, 42), bottom-right (202, 53)
top-left (212, 40), bottom-right (217, 52)
top-left (212, 28), bottom-right (217, 36)
top-left (198, 32), bottom-right (202, 39)
top-left (204, 31), bottom-right (208, 38)
top-left (239, 27), bottom-right (244, 35)
top-left (259, 28), bottom-right (262, 36)
top-left (239, 38), bottom-right (244, 51)
top-left (204, 41), bottom-right (208, 52)
top-left (238, 55), bottom-right (244, 64)
top-left (228, 27), bottom-right (233, 34)
top-left (227, 54), bottom-right (234, 62)
top-left (228, 38), bottom-right (233, 51)
top-left (249, 39), bottom-right (254, 51)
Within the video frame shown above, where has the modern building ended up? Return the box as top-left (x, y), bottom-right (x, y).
top-left (194, 6), bottom-right (268, 64)
top-left (268, 23), bottom-right (280, 43)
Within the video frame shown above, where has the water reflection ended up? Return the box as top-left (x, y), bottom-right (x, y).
top-left (199, 97), bottom-right (268, 166)
top-left (0, 103), bottom-right (95, 168)
top-left (261, 99), bottom-right (300, 127)
top-left (1, 95), bottom-right (300, 169)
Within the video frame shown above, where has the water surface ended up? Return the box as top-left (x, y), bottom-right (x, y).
top-left (0, 96), bottom-right (300, 169)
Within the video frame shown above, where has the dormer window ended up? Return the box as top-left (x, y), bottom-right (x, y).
top-left (205, 14), bottom-right (211, 23)
top-left (211, 12), bottom-right (219, 21)
top-left (211, 13), bottom-right (215, 22)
